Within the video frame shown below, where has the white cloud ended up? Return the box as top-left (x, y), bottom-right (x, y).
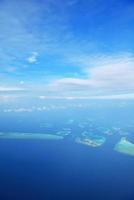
top-left (47, 54), bottom-right (134, 96)
top-left (27, 52), bottom-right (38, 64)
top-left (39, 95), bottom-right (78, 100)
top-left (87, 54), bottom-right (134, 91)
top-left (3, 108), bottom-right (32, 113)
top-left (1, 50), bottom-right (134, 100)
top-left (0, 86), bottom-right (24, 92)
top-left (39, 94), bottom-right (134, 100)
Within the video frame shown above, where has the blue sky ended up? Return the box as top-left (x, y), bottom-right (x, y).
top-left (0, 0), bottom-right (134, 101)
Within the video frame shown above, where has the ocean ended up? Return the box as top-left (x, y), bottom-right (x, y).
top-left (0, 139), bottom-right (134, 200)
top-left (0, 100), bottom-right (134, 200)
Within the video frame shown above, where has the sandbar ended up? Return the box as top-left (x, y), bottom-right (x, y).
top-left (0, 132), bottom-right (64, 140)
top-left (114, 137), bottom-right (134, 156)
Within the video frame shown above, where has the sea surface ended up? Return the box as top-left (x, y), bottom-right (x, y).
top-left (0, 100), bottom-right (134, 200)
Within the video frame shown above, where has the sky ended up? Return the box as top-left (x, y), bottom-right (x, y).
top-left (0, 0), bottom-right (134, 102)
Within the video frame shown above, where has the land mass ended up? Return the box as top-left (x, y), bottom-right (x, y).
top-left (75, 135), bottom-right (106, 147)
top-left (114, 137), bottom-right (134, 156)
top-left (0, 132), bottom-right (64, 140)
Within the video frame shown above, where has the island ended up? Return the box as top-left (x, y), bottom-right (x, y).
top-left (114, 137), bottom-right (134, 156)
top-left (0, 132), bottom-right (64, 140)
top-left (75, 134), bottom-right (106, 147)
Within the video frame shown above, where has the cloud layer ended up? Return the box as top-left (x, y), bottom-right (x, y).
top-left (45, 54), bottom-right (134, 97)
top-left (1, 0), bottom-right (134, 100)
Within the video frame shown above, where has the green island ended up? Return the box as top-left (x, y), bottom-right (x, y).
top-left (75, 135), bottom-right (106, 147)
top-left (0, 132), bottom-right (64, 140)
top-left (114, 137), bottom-right (134, 156)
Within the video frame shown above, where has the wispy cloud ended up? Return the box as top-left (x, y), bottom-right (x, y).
top-left (39, 94), bottom-right (134, 100)
top-left (0, 0), bottom-right (75, 72)
top-left (42, 54), bottom-right (134, 97)
top-left (1, 0), bottom-right (134, 101)
top-left (0, 86), bottom-right (25, 92)
top-left (1, 53), bottom-right (134, 99)
top-left (27, 52), bottom-right (38, 63)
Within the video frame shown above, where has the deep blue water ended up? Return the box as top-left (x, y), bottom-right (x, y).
top-left (0, 101), bottom-right (134, 200)
top-left (0, 138), bottom-right (134, 200)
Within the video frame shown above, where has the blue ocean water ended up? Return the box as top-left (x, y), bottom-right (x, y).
top-left (0, 100), bottom-right (134, 200)
top-left (0, 139), bottom-right (134, 200)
